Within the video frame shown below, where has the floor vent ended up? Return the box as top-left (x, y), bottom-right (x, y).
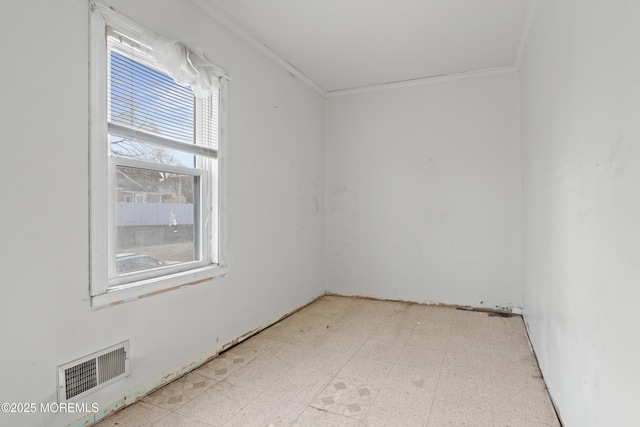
top-left (58, 341), bottom-right (129, 402)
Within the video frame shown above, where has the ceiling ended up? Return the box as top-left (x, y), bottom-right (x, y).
top-left (202, 0), bottom-right (532, 93)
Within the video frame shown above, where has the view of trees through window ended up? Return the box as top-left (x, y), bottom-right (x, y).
top-left (109, 49), bottom-right (202, 275)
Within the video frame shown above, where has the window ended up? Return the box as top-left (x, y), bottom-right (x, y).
top-left (89, 3), bottom-right (227, 306)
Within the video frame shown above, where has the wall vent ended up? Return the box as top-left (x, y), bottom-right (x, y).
top-left (58, 341), bottom-right (129, 402)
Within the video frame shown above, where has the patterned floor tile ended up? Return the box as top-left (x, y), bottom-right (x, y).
top-left (143, 372), bottom-right (218, 411)
top-left (311, 377), bottom-right (380, 420)
top-left (197, 350), bottom-right (257, 381)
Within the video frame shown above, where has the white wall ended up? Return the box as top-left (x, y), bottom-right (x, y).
top-left (520, 1), bottom-right (640, 425)
top-left (0, 1), bottom-right (325, 426)
top-left (326, 72), bottom-right (522, 310)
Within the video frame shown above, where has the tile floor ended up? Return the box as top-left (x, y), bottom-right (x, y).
top-left (93, 296), bottom-right (560, 427)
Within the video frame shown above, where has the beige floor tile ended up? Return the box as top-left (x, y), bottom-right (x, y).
top-left (428, 356), bottom-right (494, 426)
top-left (224, 356), bottom-right (290, 393)
top-left (439, 349), bottom-right (491, 383)
top-left (396, 345), bottom-right (446, 371)
top-left (332, 316), bottom-right (381, 337)
top-left (268, 339), bottom-right (316, 366)
top-left (338, 356), bottom-right (394, 388)
top-left (426, 410), bottom-right (494, 426)
top-left (448, 332), bottom-right (494, 354)
top-left (364, 387), bottom-right (431, 427)
top-left (338, 306), bottom-right (386, 322)
top-left (414, 315), bottom-right (455, 332)
top-left (440, 345), bottom-right (493, 388)
top-left (368, 325), bottom-right (413, 346)
top-left (382, 364), bottom-right (440, 395)
top-left (491, 336), bottom-right (535, 359)
top-left (487, 314), bottom-right (528, 340)
top-left (93, 402), bottom-right (170, 427)
top-left (493, 415), bottom-right (556, 426)
top-left (264, 365), bottom-right (334, 404)
top-left (223, 393), bottom-right (306, 427)
top-left (406, 333), bottom-right (450, 350)
top-left (279, 310), bottom-right (339, 331)
top-left (392, 311), bottom-right (427, 330)
top-left (355, 337), bottom-right (405, 363)
top-left (406, 327), bottom-right (451, 349)
top-left (490, 352), bottom-right (543, 388)
top-left (427, 389), bottom-right (493, 426)
top-left (422, 307), bottom-right (457, 324)
top-left (311, 377), bottom-right (380, 420)
top-left (451, 310), bottom-right (490, 333)
top-left (492, 382), bottom-right (560, 426)
top-left (315, 330), bottom-right (368, 356)
top-left (152, 412), bottom-right (214, 427)
top-left (174, 381), bottom-right (259, 426)
top-left (294, 348), bottom-right (353, 376)
top-left (142, 372), bottom-right (218, 411)
top-left (292, 406), bottom-right (362, 426)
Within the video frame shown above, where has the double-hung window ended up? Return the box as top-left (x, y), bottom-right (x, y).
top-left (89, 3), bottom-right (227, 307)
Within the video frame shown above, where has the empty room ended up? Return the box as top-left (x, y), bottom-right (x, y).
top-left (1, 0), bottom-right (638, 426)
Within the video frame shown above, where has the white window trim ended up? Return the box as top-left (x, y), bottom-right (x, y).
top-left (89, 3), bottom-right (228, 309)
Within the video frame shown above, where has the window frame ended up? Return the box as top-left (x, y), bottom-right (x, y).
top-left (89, 4), bottom-right (228, 308)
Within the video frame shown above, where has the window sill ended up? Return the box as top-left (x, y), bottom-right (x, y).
top-left (90, 264), bottom-right (228, 309)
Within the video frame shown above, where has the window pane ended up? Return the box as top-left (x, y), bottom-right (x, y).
top-left (109, 51), bottom-right (195, 144)
top-left (110, 135), bottom-right (195, 167)
top-left (115, 166), bottom-right (197, 275)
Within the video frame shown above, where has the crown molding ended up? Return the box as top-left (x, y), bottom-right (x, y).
top-left (190, 0), bottom-right (327, 97)
top-left (326, 66), bottom-right (518, 98)
top-left (191, 0), bottom-right (535, 99)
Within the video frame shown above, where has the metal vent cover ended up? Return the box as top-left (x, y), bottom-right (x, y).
top-left (58, 341), bottom-right (129, 402)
